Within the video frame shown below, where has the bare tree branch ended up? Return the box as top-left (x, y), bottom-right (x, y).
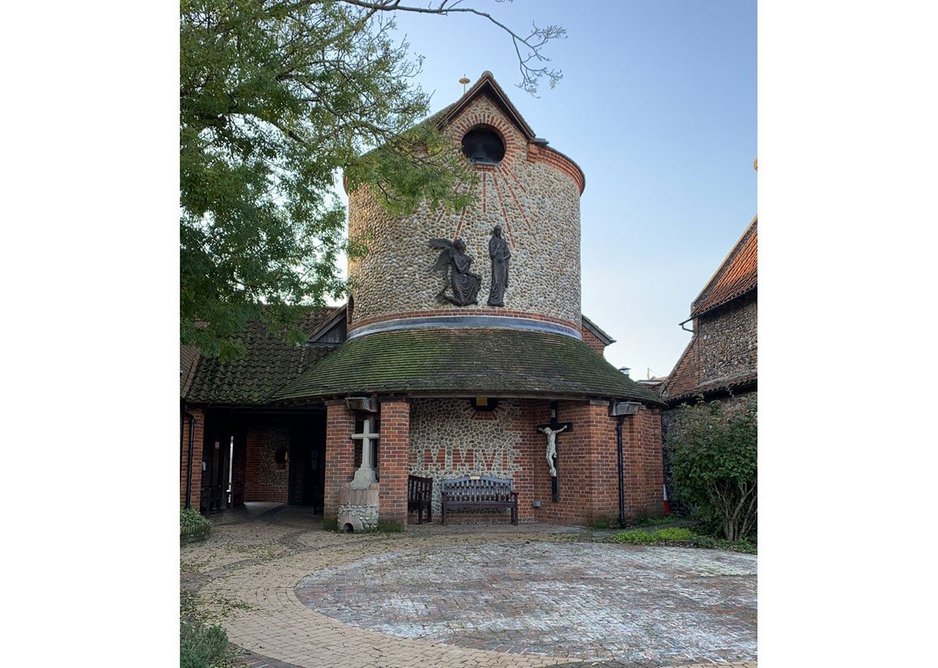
top-left (336, 0), bottom-right (564, 94)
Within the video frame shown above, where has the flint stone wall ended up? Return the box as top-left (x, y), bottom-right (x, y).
top-left (348, 94), bottom-right (582, 328)
top-left (697, 295), bottom-right (757, 384)
top-left (408, 398), bottom-right (523, 518)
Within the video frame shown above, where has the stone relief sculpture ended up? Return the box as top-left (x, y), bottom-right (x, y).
top-left (429, 238), bottom-right (482, 306)
top-left (539, 424), bottom-right (567, 477)
top-left (487, 225), bottom-right (511, 307)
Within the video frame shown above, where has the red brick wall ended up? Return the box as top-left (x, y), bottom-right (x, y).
top-left (587, 402), bottom-right (621, 520)
top-left (378, 399), bottom-right (410, 527)
top-left (315, 396), bottom-right (662, 527)
top-left (243, 425), bottom-right (290, 503)
top-left (527, 400), bottom-right (605, 525)
top-left (581, 326), bottom-right (608, 355)
top-left (624, 407), bottom-right (664, 518)
top-left (521, 400), bottom-right (663, 524)
top-left (180, 408), bottom-right (204, 509)
top-left (324, 400), bottom-right (357, 523)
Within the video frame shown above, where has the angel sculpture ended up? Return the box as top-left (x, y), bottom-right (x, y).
top-left (428, 237), bottom-right (482, 306)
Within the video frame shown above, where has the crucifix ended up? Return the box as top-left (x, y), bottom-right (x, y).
top-left (350, 417), bottom-right (380, 489)
top-left (536, 401), bottom-right (573, 502)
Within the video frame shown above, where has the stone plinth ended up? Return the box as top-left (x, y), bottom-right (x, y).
top-left (337, 484), bottom-right (379, 532)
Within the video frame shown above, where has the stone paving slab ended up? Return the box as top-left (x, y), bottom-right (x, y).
top-left (295, 541), bottom-right (756, 665)
top-left (182, 512), bottom-right (756, 668)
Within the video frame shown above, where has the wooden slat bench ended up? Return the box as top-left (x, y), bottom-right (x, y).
top-left (441, 475), bottom-right (518, 525)
top-left (407, 474), bottom-right (433, 524)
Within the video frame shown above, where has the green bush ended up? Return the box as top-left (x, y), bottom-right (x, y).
top-left (180, 616), bottom-right (230, 668)
top-left (669, 398), bottom-right (757, 541)
top-left (181, 508), bottom-right (212, 541)
top-left (690, 534), bottom-right (717, 549)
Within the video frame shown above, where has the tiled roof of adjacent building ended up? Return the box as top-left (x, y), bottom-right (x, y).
top-left (690, 217), bottom-right (758, 318)
top-left (662, 217), bottom-right (758, 404)
top-left (184, 307), bottom-right (342, 405)
top-left (273, 328), bottom-right (664, 405)
top-left (180, 344), bottom-right (201, 397)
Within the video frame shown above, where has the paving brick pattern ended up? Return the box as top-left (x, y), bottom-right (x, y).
top-left (182, 509), bottom-right (756, 668)
top-left (295, 541), bottom-right (756, 665)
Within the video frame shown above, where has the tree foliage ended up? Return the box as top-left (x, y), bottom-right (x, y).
top-left (669, 398), bottom-right (757, 541)
top-left (180, 0), bottom-right (563, 358)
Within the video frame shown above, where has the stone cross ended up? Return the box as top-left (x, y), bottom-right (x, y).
top-left (350, 417), bottom-right (380, 489)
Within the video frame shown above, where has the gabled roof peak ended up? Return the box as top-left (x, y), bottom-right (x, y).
top-left (438, 71), bottom-right (536, 140)
top-left (690, 216), bottom-right (758, 318)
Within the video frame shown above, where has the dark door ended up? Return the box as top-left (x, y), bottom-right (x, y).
top-left (200, 431), bottom-right (231, 514)
top-left (288, 416), bottom-right (325, 513)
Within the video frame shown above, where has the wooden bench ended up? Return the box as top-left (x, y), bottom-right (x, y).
top-left (441, 475), bottom-right (518, 525)
top-left (407, 474), bottom-right (433, 524)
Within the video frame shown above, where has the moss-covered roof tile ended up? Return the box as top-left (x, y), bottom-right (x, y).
top-left (273, 329), bottom-right (664, 405)
top-left (185, 307), bottom-right (341, 405)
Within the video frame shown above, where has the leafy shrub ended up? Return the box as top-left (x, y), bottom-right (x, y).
top-left (669, 398), bottom-right (757, 541)
top-left (181, 508), bottom-right (212, 541)
top-left (690, 534), bottom-right (717, 549)
top-left (180, 616), bottom-right (230, 668)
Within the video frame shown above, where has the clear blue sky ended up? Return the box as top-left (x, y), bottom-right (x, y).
top-left (388, 0), bottom-right (757, 379)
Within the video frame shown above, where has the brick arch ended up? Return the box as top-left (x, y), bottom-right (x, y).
top-left (449, 111), bottom-right (524, 167)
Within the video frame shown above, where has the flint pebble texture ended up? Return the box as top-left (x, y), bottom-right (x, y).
top-left (348, 94), bottom-right (582, 327)
top-left (697, 296), bottom-right (758, 383)
top-left (408, 398), bottom-right (522, 517)
top-left (336, 503), bottom-right (379, 530)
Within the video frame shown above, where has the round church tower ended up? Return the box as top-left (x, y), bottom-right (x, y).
top-left (346, 71), bottom-right (586, 340)
top-left (273, 72), bottom-right (663, 532)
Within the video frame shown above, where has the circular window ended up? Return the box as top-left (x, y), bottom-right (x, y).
top-left (461, 128), bottom-right (505, 164)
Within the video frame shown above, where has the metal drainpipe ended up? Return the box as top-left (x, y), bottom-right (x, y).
top-left (184, 409), bottom-right (195, 510)
top-left (616, 415), bottom-right (626, 528)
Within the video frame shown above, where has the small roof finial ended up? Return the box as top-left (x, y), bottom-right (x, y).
top-left (459, 75), bottom-right (470, 93)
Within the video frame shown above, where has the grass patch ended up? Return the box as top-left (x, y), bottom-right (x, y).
top-left (612, 526), bottom-right (756, 553)
top-left (587, 516), bottom-right (615, 530)
top-left (631, 514), bottom-right (684, 527)
top-left (613, 527), bottom-right (696, 544)
top-left (374, 519), bottom-right (404, 533)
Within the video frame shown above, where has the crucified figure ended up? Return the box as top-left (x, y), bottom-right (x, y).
top-left (539, 425), bottom-right (568, 477)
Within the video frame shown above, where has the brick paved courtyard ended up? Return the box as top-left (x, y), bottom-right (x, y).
top-left (181, 507), bottom-right (757, 668)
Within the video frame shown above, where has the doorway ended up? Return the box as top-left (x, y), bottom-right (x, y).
top-left (200, 430), bottom-right (231, 514)
top-left (289, 413), bottom-right (326, 514)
